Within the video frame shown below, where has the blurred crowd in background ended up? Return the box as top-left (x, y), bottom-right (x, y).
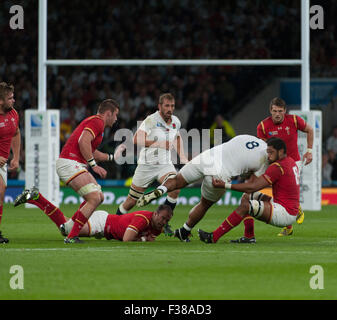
top-left (0, 0), bottom-right (336, 184)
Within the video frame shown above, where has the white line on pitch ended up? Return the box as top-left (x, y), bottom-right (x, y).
top-left (1, 247), bottom-right (337, 255)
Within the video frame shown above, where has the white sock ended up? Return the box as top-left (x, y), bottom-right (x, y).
top-left (119, 203), bottom-right (128, 214)
top-left (158, 185), bottom-right (168, 194)
top-left (183, 223), bottom-right (192, 231)
top-left (64, 220), bottom-right (74, 235)
top-left (166, 195), bottom-right (177, 203)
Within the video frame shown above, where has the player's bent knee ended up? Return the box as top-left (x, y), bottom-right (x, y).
top-left (249, 192), bottom-right (264, 201)
top-left (248, 200), bottom-right (265, 219)
top-left (161, 173), bottom-right (177, 185)
top-left (78, 183), bottom-right (102, 197)
top-left (240, 193), bottom-right (250, 203)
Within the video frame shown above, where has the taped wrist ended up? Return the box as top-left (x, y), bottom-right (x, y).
top-left (87, 158), bottom-right (97, 168)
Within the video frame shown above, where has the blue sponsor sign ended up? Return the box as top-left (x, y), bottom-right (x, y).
top-left (280, 79), bottom-right (337, 106)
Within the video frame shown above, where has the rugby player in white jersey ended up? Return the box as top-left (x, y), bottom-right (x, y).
top-left (137, 135), bottom-right (269, 241)
top-left (116, 93), bottom-right (188, 235)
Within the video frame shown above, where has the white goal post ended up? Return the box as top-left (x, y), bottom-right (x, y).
top-left (38, 0), bottom-right (311, 112)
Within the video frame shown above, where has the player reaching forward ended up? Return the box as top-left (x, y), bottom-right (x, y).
top-left (137, 135), bottom-right (269, 242)
top-left (15, 188), bottom-right (172, 242)
top-left (15, 99), bottom-right (125, 243)
top-left (256, 97), bottom-right (313, 236)
top-left (0, 82), bottom-right (21, 243)
top-left (198, 137), bottom-right (300, 244)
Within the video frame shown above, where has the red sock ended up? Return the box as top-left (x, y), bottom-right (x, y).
top-left (286, 225), bottom-right (292, 229)
top-left (67, 210), bottom-right (88, 238)
top-left (0, 205), bottom-right (3, 225)
top-left (71, 201), bottom-right (87, 222)
top-left (28, 193), bottom-right (66, 227)
top-left (213, 210), bottom-right (243, 243)
top-left (243, 215), bottom-right (255, 238)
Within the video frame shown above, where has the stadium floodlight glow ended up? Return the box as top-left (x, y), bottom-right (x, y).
top-left (38, 0), bottom-right (310, 112)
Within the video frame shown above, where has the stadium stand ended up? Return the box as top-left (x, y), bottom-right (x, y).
top-left (1, 0), bottom-right (336, 180)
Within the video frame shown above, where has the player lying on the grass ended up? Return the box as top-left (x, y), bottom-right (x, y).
top-left (137, 134), bottom-right (269, 242)
top-left (14, 188), bottom-right (172, 242)
top-left (198, 137), bottom-right (300, 244)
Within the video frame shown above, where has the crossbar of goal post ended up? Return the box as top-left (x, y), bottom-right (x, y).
top-left (38, 0), bottom-right (310, 112)
top-left (36, 0), bottom-right (318, 210)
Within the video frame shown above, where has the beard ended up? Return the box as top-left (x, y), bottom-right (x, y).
top-left (3, 104), bottom-right (13, 112)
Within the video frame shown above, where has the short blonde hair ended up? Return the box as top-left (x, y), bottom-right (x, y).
top-left (0, 82), bottom-right (14, 100)
top-left (159, 93), bottom-right (175, 104)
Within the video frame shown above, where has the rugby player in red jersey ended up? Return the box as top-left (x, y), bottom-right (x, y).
top-left (198, 137), bottom-right (301, 244)
top-left (248, 97), bottom-right (313, 238)
top-left (0, 82), bottom-right (21, 243)
top-left (14, 99), bottom-right (125, 243)
top-left (15, 191), bottom-right (172, 242)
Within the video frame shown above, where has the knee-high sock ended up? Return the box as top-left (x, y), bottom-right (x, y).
top-left (213, 210), bottom-right (243, 243)
top-left (28, 193), bottom-right (66, 228)
top-left (67, 210), bottom-right (88, 238)
top-left (243, 215), bottom-right (255, 238)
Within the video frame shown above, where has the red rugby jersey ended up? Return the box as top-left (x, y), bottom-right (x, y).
top-left (262, 156), bottom-right (300, 216)
top-left (0, 108), bottom-right (19, 159)
top-left (59, 115), bottom-right (104, 164)
top-left (104, 211), bottom-right (162, 241)
top-left (257, 114), bottom-right (307, 161)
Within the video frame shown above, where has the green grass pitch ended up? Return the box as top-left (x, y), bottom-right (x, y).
top-left (0, 203), bottom-right (336, 300)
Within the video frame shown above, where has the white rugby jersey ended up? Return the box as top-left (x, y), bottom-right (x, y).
top-left (191, 134), bottom-right (269, 180)
top-left (137, 111), bottom-right (181, 165)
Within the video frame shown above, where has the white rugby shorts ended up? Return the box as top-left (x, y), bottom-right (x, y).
top-left (132, 163), bottom-right (177, 188)
top-left (269, 200), bottom-right (297, 227)
top-left (180, 161), bottom-right (227, 203)
top-left (88, 210), bottom-right (109, 239)
top-left (56, 158), bottom-right (88, 184)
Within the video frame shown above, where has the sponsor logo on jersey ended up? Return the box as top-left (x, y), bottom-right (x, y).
top-left (0, 122), bottom-right (4, 128)
top-left (268, 131), bottom-right (278, 136)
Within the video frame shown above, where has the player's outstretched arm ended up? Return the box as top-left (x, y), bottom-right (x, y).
top-left (123, 228), bottom-right (148, 242)
top-left (212, 176), bottom-right (269, 194)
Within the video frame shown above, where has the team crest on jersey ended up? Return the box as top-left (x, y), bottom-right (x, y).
top-left (268, 131), bottom-right (278, 136)
top-left (285, 126), bottom-right (290, 135)
top-left (172, 123), bottom-right (176, 129)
